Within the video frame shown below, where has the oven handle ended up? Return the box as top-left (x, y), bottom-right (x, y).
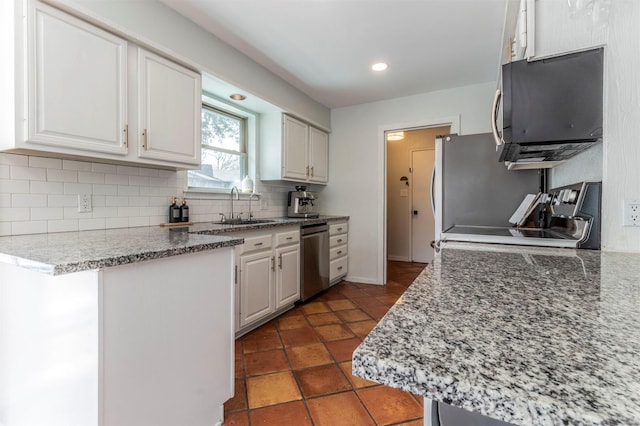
top-left (491, 89), bottom-right (503, 147)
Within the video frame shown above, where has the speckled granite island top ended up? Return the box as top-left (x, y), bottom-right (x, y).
top-left (0, 227), bottom-right (243, 275)
top-left (352, 243), bottom-right (640, 425)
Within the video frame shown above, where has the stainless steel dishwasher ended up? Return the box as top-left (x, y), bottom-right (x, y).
top-left (300, 222), bottom-right (329, 302)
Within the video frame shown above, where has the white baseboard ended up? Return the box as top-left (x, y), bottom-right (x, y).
top-left (344, 274), bottom-right (383, 285)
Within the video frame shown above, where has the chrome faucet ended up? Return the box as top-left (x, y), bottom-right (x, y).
top-left (230, 186), bottom-right (240, 219)
top-left (248, 193), bottom-right (260, 220)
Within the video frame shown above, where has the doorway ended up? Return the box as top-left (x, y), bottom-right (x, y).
top-left (385, 126), bottom-right (449, 265)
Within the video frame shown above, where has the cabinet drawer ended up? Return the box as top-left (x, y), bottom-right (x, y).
top-left (329, 222), bottom-right (348, 236)
top-left (275, 230), bottom-right (300, 247)
top-left (330, 234), bottom-right (347, 248)
top-left (330, 256), bottom-right (348, 281)
top-left (330, 245), bottom-right (348, 261)
top-left (239, 234), bottom-right (272, 254)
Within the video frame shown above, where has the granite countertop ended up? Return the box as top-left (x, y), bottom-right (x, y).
top-left (0, 216), bottom-right (349, 275)
top-left (353, 242), bottom-right (640, 425)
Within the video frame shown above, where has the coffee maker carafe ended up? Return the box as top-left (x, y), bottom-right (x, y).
top-left (287, 186), bottom-right (319, 218)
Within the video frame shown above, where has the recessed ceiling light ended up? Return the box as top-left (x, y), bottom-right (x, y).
top-left (229, 93), bottom-right (246, 101)
top-left (372, 62), bottom-right (388, 72)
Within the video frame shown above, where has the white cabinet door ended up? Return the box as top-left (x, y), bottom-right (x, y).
top-left (137, 48), bottom-right (201, 165)
top-left (309, 126), bottom-right (329, 183)
top-left (239, 250), bottom-right (274, 327)
top-left (282, 115), bottom-right (309, 180)
top-left (275, 244), bottom-right (300, 309)
top-left (26, 0), bottom-right (128, 155)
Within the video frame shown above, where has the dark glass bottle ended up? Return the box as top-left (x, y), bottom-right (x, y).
top-left (180, 198), bottom-right (189, 223)
top-left (169, 197), bottom-right (181, 223)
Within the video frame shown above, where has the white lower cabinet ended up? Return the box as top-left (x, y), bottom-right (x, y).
top-left (329, 222), bottom-right (349, 285)
top-left (234, 226), bottom-right (300, 335)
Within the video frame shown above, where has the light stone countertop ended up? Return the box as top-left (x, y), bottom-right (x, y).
top-left (0, 215), bottom-right (349, 275)
top-left (352, 242), bottom-right (640, 425)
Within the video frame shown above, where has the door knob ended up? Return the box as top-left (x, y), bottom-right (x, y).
top-left (413, 210), bottom-right (418, 215)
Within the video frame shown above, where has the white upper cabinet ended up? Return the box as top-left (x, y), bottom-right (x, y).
top-left (261, 113), bottom-right (330, 184)
top-left (26, 0), bottom-right (128, 155)
top-left (308, 126), bottom-right (329, 183)
top-left (136, 49), bottom-right (201, 165)
top-left (0, 0), bottom-right (201, 169)
top-left (282, 115), bottom-right (309, 181)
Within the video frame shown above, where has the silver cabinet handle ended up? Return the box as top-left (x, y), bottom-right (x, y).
top-left (254, 242), bottom-right (263, 246)
top-left (310, 166), bottom-right (314, 177)
top-left (337, 227), bottom-right (343, 231)
top-left (337, 239), bottom-right (343, 243)
top-left (123, 125), bottom-right (128, 147)
top-left (271, 256), bottom-right (275, 271)
top-left (306, 166), bottom-right (309, 176)
top-left (278, 253), bottom-right (282, 269)
top-left (337, 266), bottom-right (343, 270)
top-left (142, 128), bottom-right (148, 150)
top-left (286, 236), bottom-right (293, 240)
top-left (337, 250), bottom-right (342, 255)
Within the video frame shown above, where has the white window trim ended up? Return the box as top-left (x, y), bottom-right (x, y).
top-left (187, 92), bottom-right (258, 196)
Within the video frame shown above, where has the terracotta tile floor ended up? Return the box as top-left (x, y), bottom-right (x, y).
top-left (224, 261), bottom-right (427, 426)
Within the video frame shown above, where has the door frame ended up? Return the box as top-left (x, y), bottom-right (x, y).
top-left (379, 117), bottom-right (459, 284)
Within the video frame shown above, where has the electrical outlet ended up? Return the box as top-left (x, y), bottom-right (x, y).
top-left (623, 199), bottom-right (640, 227)
top-left (260, 198), bottom-right (269, 210)
top-left (78, 194), bottom-right (92, 213)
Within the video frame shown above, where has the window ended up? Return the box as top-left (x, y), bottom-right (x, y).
top-left (188, 105), bottom-right (247, 190)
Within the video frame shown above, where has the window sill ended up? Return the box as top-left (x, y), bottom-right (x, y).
top-left (184, 188), bottom-right (261, 200)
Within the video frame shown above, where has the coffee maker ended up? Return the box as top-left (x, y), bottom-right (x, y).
top-left (287, 186), bottom-right (319, 218)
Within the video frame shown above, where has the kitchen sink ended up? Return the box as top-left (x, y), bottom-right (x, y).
top-left (215, 218), bottom-right (276, 225)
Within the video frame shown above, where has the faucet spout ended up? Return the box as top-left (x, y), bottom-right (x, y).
top-left (248, 193), bottom-right (259, 219)
top-left (230, 186), bottom-right (240, 219)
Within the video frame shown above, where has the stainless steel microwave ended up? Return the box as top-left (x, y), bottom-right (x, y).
top-left (492, 47), bottom-right (604, 170)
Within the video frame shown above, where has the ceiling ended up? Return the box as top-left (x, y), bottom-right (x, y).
top-left (160, 0), bottom-right (508, 109)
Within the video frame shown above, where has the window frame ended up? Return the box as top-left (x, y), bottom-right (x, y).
top-left (188, 101), bottom-right (249, 192)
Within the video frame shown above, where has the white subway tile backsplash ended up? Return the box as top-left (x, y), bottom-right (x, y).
top-left (31, 207), bottom-right (63, 221)
top-left (105, 196), bottom-right (129, 207)
top-left (63, 159), bottom-right (92, 171)
top-left (29, 156), bottom-right (62, 169)
top-left (118, 206), bottom-right (140, 217)
top-left (92, 163), bottom-right (117, 174)
top-left (64, 183), bottom-right (92, 195)
top-left (12, 220), bottom-right (47, 235)
top-left (79, 218), bottom-right (106, 231)
top-left (118, 185), bottom-right (139, 196)
top-left (92, 207), bottom-right (118, 218)
top-left (105, 173), bottom-right (129, 185)
top-left (0, 165), bottom-right (9, 179)
top-left (139, 168), bottom-right (159, 177)
top-left (47, 194), bottom-right (77, 207)
top-left (128, 216), bottom-right (149, 227)
top-left (129, 175), bottom-right (150, 186)
top-left (0, 153), bottom-right (28, 166)
top-left (12, 194), bottom-right (47, 208)
top-left (30, 181), bottom-right (64, 195)
top-left (0, 155), bottom-right (291, 237)
top-left (116, 165), bottom-right (139, 176)
top-left (48, 219), bottom-right (79, 233)
top-left (129, 196), bottom-right (150, 207)
top-left (92, 184), bottom-right (118, 196)
top-left (78, 171), bottom-right (105, 184)
top-left (11, 166), bottom-right (46, 181)
top-left (105, 217), bottom-right (128, 229)
top-left (0, 207), bottom-right (29, 222)
top-left (47, 169), bottom-right (78, 183)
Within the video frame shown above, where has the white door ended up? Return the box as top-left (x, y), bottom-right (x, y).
top-left (308, 127), bottom-right (329, 183)
top-left (282, 115), bottom-right (309, 180)
top-left (411, 150), bottom-right (436, 263)
top-left (275, 245), bottom-right (300, 308)
top-left (137, 48), bottom-right (201, 165)
top-left (239, 251), bottom-right (274, 327)
top-left (27, 1), bottom-right (128, 154)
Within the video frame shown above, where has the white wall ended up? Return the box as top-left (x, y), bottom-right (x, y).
top-left (533, 0), bottom-right (640, 252)
top-left (322, 82), bottom-right (496, 284)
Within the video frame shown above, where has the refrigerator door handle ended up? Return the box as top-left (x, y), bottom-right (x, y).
top-left (430, 163), bottom-right (436, 216)
top-left (491, 89), bottom-right (503, 146)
